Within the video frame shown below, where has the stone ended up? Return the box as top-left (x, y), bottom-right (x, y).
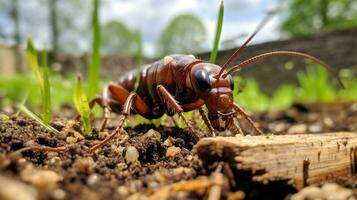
top-left (21, 165), bottom-right (62, 193)
top-left (166, 146), bottom-right (181, 158)
top-left (125, 146), bottom-right (139, 164)
top-left (0, 175), bottom-right (38, 200)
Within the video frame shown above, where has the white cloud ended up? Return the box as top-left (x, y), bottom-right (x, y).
top-left (100, 0), bottom-right (281, 56)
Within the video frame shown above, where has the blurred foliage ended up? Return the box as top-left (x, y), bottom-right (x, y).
top-left (296, 66), bottom-right (336, 102)
top-left (1, 66), bottom-right (356, 115)
top-left (280, 0), bottom-right (357, 37)
top-left (0, 0), bottom-right (90, 54)
top-left (102, 21), bottom-right (142, 56)
top-left (87, 0), bottom-right (101, 100)
top-left (158, 14), bottom-right (207, 56)
top-left (234, 78), bottom-right (270, 111)
top-left (232, 64), bottom-right (357, 111)
top-left (25, 38), bottom-right (52, 124)
top-left (0, 73), bottom-right (75, 110)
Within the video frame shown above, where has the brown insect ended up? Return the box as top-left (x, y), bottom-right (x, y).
top-left (12, 13), bottom-right (343, 154)
top-left (86, 14), bottom-right (343, 153)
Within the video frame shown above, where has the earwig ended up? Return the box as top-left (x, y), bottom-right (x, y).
top-left (85, 12), bottom-right (343, 152)
top-left (13, 12), bottom-right (344, 154)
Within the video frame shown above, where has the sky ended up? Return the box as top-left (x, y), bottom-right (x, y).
top-left (101, 0), bottom-right (282, 56)
top-left (0, 0), bottom-right (282, 57)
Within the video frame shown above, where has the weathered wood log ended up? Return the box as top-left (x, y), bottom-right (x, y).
top-left (194, 132), bottom-right (357, 190)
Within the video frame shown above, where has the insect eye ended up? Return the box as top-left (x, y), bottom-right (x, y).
top-left (227, 75), bottom-right (234, 90)
top-left (194, 70), bottom-right (211, 91)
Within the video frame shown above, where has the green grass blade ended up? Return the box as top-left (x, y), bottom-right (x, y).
top-left (42, 48), bottom-right (51, 125)
top-left (209, 0), bottom-right (224, 64)
top-left (134, 30), bottom-right (143, 91)
top-left (74, 76), bottom-right (92, 136)
top-left (87, 0), bottom-right (101, 99)
top-left (26, 38), bottom-right (43, 88)
top-left (17, 104), bottom-right (59, 134)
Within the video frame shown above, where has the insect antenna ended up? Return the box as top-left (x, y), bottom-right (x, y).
top-left (221, 51), bottom-right (345, 88)
top-left (216, 11), bottom-right (275, 78)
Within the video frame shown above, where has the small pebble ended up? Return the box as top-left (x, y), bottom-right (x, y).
top-left (323, 117), bottom-right (334, 127)
top-left (49, 157), bottom-right (62, 166)
top-left (52, 189), bottom-right (66, 200)
top-left (187, 155), bottom-right (193, 161)
top-left (321, 183), bottom-right (353, 200)
top-left (0, 175), bottom-right (38, 200)
top-left (66, 136), bottom-right (77, 144)
top-left (173, 167), bottom-right (185, 176)
top-left (350, 103), bottom-right (357, 112)
top-left (73, 157), bottom-right (95, 174)
top-left (291, 186), bottom-right (323, 200)
top-left (163, 139), bottom-right (173, 147)
top-left (166, 146), bottom-right (181, 158)
top-left (98, 131), bottom-right (109, 139)
top-left (268, 122), bottom-right (286, 132)
top-left (86, 174), bottom-right (99, 185)
top-left (21, 165), bottom-right (63, 193)
top-left (18, 158), bottom-right (27, 167)
top-left (287, 124), bottom-right (307, 134)
top-left (308, 124), bottom-right (322, 133)
top-left (143, 129), bottom-right (161, 141)
top-left (117, 186), bottom-right (130, 197)
top-left (125, 146), bottom-right (139, 164)
top-left (147, 181), bottom-right (159, 189)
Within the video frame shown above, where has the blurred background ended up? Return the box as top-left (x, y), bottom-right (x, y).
top-left (0, 0), bottom-right (356, 112)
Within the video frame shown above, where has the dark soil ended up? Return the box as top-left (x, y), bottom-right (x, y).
top-left (0, 102), bottom-right (356, 200)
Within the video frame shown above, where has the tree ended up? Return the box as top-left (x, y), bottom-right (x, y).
top-left (157, 14), bottom-right (207, 56)
top-left (49, 0), bottom-right (59, 52)
top-left (280, 0), bottom-right (357, 37)
top-left (101, 21), bottom-right (141, 56)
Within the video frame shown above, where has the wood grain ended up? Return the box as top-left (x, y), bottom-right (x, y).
top-left (194, 132), bottom-right (357, 189)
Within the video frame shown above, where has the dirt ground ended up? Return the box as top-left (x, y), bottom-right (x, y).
top-left (0, 102), bottom-right (356, 200)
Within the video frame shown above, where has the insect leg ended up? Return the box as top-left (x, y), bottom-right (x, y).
top-left (156, 85), bottom-right (200, 141)
top-left (198, 107), bottom-right (216, 137)
top-left (86, 95), bottom-right (116, 131)
top-left (233, 103), bottom-right (264, 135)
top-left (230, 118), bottom-right (244, 135)
top-left (89, 83), bottom-right (154, 153)
top-left (108, 83), bottom-right (152, 117)
top-left (89, 92), bottom-right (137, 153)
top-left (98, 84), bottom-right (111, 131)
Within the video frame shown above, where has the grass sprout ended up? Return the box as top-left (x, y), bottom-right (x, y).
top-left (209, 0), bottom-right (224, 64)
top-left (17, 104), bottom-right (59, 134)
top-left (74, 76), bottom-right (92, 136)
top-left (25, 38), bottom-right (52, 125)
top-left (87, 0), bottom-right (101, 99)
top-left (297, 65), bottom-right (336, 102)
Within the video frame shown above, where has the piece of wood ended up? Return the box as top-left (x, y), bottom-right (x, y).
top-left (194, 132), bottom-right (357, 190)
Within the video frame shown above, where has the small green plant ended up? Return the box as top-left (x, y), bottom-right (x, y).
top-left (297, 64), bottom-right (336, 102)
top-left (209, 0), bottom-right (224, 64)
top-left (233, 78), bottom-right (270, 111)
top-left (74, 76), bottom-right (92, 136)
top-left (270, 85), bottom-right (295, 110)
top-left (17, 104), bottom-right (59, 134)
top-left (87, 0), bottom-right (101, 99)
top-left (338, 77), bottom-right (357, 101)
top-left (25, 38), bottom-right (52, 125)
